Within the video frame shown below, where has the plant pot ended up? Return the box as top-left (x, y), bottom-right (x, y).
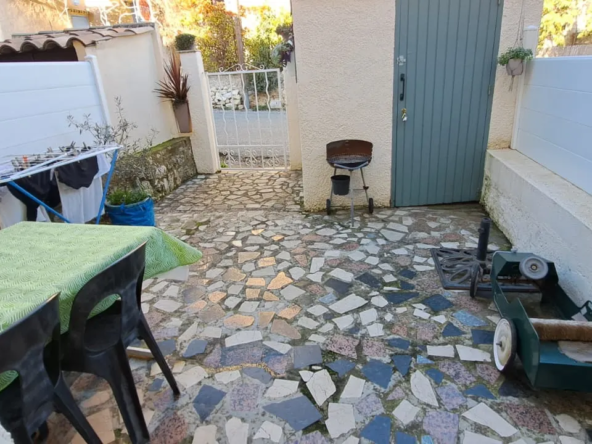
top-left (331, 175), bottom-right (350, 196)
top-left (506, 59), bottom-right (524, 76)
top-left (105, 197), bottom-right (155, 227)
top-left (173, 101), bottom-right (192, 133)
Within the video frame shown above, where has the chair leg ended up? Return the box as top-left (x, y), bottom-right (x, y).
top-left (9, 422), bottom-right (33, 444)
top-left (110, 344), bottom-right (150, 444)
top-left (138, 316), bottom-right (180, 396)
top-left (53, 377), bottom-right (101, 444)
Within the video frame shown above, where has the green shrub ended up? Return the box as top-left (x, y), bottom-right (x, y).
top-left (108, 189), bottom-right (150, 206)
top-left (498, 47), bottom-right (534, 66)
top-left (175, 33), bottom-right (196, 51)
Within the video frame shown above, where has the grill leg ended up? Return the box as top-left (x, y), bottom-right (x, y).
top-left (329, 167), bottom-right (336, 201)
top-left (360, 168), bottom-right (370, 203)
top-left (350, 170), bottom-right (354, 227)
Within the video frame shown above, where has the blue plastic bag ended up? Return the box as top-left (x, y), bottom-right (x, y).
top-left (105, 198), bottom-right (155, 226)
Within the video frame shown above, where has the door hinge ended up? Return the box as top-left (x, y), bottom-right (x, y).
top-left (488, 84), bottom-right (494, 96)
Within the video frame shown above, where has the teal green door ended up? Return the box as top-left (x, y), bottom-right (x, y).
top-left (392, 0), bottom-right (503, 207)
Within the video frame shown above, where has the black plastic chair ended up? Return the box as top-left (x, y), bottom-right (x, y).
top-left (0, 294), bottom-right (101, 444)
top-left (61, 243), bottom-right (180, 444)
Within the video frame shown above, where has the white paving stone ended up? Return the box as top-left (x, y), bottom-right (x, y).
top-left (333, 315), bottom-right (355, 330)
top-left (395, 307), bottom-right (408, 314)
top-left (456, 345), bottom-right (491, 362)
top-left (340, 375), bottom-right (365, 400)
top-left (309, 334), bottom-right (326, 343)
top-left (432, 315), bottom-right (447, 324)
top-left (378, 263), bottom-right (394, 271)
top-left (289, 267), bottom-right (306, 280)
top-left (307, 272), bottom-right (324, 282)
top-left (238, 301), bottom-right (259, 313)
top-left (177, 366), bottom-right (208, 389)
top-left (326, 403), bottom-right (356, 439)
top-left (202, 326), bottom-right (222, 338)
top-left (253, 421), bottom-right (283, 443)
top-left (318, 323), bottom-right (335, 333)
top-left (329, 294), bottom-right (368, 314)
top-left (413, 309), bottom-right (431, 320)
top-left (393, 248), bottom-right (409, 255)
top-left (225, 296), bottom-right (242, 309)
top-left (298, 316), bottom-right (320, 329)
top-left (462, 403), bottom-right (518, 437)
top-left (300, 370), bottom-right (314, 382)
top-left (163, 285), bottom-right (180, 297)
top-left (555, 414), bottom-right (581, 433)
top-left (360, 308), bottom-right (378, 325)
top-left (225, 417), bottom-right (248, 444)
top-left (412, 303), bottom-right (427, 310)
top-left (263, 341), bottom-right (292, 354)
top-left (310, 257), bottom-right (325, 273)
top-left (463, 431), bottom-right (501, 444)
top-left (281, 285), bottom-right (305, 301)
top-left (153, 299), bottom-right (182, 313)
top-left (427, 345), bottom-right (455, 358)
top-left (559, 437), bottom-right (585, 444)
top-left (383, 274), bottom-right (397, 283)
top-left (307, 370), bottom-right (336, 406)
top-left (307, 305), bottom-right (329, 316)
top-left (387, 222), bottom-right (409, 233)
top-left (330, 268), bottom-right (354, 283)
top-left (410, 371), bottom-right (439, 407)
top-left (384, 313), bottom-right (394, 322)
top-left (348, 251), bottom-right (366, 261)
top-left (264, 379), bottom-right (300, 399)
top-left (365, 256), bottom-right (379, 265)
top-left (225, 331), bottom-right (263, 347)
top-left (393, 399), bottom-right (420, 425)
top-left (381, 229), bottom-right (406, 242)
top-left (192, 425), bottom-right (217, 444)
top-left (215, 370), bottom-right (241, 384)
top-left (371, 296), bottom-right (389, 307)
top-left (414, 265), bottom-right (435, 271)
top-left (367, 323), bottom-right (384, 337)
top-left (342, 438), bottom-right (360, 444)
top-left (317, 228), bottom-right (337, 236)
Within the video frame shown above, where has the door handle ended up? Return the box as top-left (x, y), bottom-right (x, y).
top-left (399, 73), bottom-right (406, 101)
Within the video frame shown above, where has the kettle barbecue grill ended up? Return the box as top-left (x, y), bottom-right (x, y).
top-left (326, 140), bottom-right (374, 226)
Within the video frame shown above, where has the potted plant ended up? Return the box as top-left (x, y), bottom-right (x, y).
top-left (105, 188), bottom-right (155, 226)
top-left (175, 33), bottom-right (196, 51)
top-left (155, 53), bottom-right (192, 133)
top-left (498, 47), bottom-right (533, 76)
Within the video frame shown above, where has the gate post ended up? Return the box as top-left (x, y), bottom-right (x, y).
top-left (179, 50), bottom-right (219, 174)
top-left (284, 51), bottom-right (302, 170)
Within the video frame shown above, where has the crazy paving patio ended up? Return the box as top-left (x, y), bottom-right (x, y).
top-left (47, 171), bottom-right (592, 444)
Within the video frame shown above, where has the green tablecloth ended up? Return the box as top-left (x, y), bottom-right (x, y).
top-left (0, 222), bottom-right (202, 390)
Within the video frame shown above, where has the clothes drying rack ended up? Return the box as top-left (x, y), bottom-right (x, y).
top-left (0, 145), bottom-right (121, 224)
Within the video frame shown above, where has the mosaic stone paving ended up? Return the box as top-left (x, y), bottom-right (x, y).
top-left (39, 171), bottom-right (592, 444)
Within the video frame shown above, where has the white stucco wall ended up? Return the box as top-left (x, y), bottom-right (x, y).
top-left (84, 31), bottom-right (178, 147)
top-left (488, 0), bottom-right (544, 149)
top-left (482, 149), bottom-right (592, 305)
top-left (292, 0), bottom-right (395, 211)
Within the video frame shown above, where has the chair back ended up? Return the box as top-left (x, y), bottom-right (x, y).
top-left (67, 242), bottom-right (147, 355)
top-left (0, 294), bottom-right (60, 433)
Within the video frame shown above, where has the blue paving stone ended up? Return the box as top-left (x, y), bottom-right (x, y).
top-left (471, 329), bottom-right (495, 345)
top-left (222, 344), bottom-right (264, 366)
top-left (399, 269), bottom-right (417, 280)
top-left (416, 356), bottom-right (434, 365)
top-left (319, 293), bottom-right (337, 304)
top-left (392, 355), bottom-right (412, 376)
top-left (263, 396), bottom-right (322, 431)
top-left (242, 367), bottom-right (273, 384)
top-left (182, 339), bottom-right (208, 358)
top-left (396, 432), bottom-right (417, 444)
top-left (367, 233), bottom-right (377, 239)
top-left (356, 272), bottom-right (382, 289)
top-left (422, 294), bottom-right (453, 312)
top-left (263, 350), bottom-right (292, 374)
top-left (293, 345), bottom-right (323, 369)
top-left (417, 345), bottom-right (427, 352)
top-left (385, 292), bottom-right (419, 305)
top-left (426, 368), bottom-right (444, 384)
top-left (324, 278), bottom-right (352, 295)
top-left (453, 310), bottom-right (487, 327)
top-left (148, 378), bottom-right (164, 392)
top-left (157, 339), bottom-right (176, 356)
top-left (421, 436), bottom-right (434, 444)
top-left (348, 326), bottom-right (361, 335)
top-left (464, 384), bottom-right (496, 400)
top-left (388, 338), bottom-right (410, 350)
top-left (193, 385), bottom-right (226, 420)
top-left (362, 360), bottom-right (393, 389)
top-left (442, 323), bottom-right (464, 337)
top-left (399, 280), bottom-right (416, 291)
top-left (327, 359), bottom-right (356, 377)
top-left (361, 415), bottom-right (391, 444)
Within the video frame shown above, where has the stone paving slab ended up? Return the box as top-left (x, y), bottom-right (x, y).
top-left (40, 171), bottom-right (592, 444)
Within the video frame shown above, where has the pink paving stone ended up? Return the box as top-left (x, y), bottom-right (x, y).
top-left (145, 311), bottom-right (164, 328)
top-left (342, 262), bottom-right (372, 273)
top-left (438, 361), bottom-right (476, 387)
top-left (450, 296), bottom-right (484, 313)
top-left (504, 403), bottom-right (556, 434)
top-left (307, 284), bottom-right (326, 295)
top-left (302, 234), bottom-right (324, 242)
top-left (476, 364), bottom-right (500, 385)
top-left (326, 259), bottom-right (342, 267)
top-left (342, 243), bottom-right (360, 251)
top-left (442, 233), bottom-right (464, 242)
top-left (326, 334), bottom-right (359, 359)
top-left (387, 386), bottom-right (406, 401)
top-left (294, 254), bottom-right (308, 266)
top-left (416, 323), bottom-right (438, 342)
top-left (391, 324), bottom-right (409, 337)
top-left (362, 339), bottom-right (388, 358)
top-left (151, 413), bottom-right (187, 444)
top-left (292, 248), bottom-right (306, 254)
top-left (153, 389), bottom-right (175, 412)
top-left (423, 411), bottom-right (459, 444)
top-left (204, 344), bottom-right (223, 368)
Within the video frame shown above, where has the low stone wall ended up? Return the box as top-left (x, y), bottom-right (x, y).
top-left (110, 137), bottom-right (197, 201)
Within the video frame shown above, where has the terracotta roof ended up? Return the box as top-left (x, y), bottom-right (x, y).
top-left (0, 24), bottom-right (154, 55)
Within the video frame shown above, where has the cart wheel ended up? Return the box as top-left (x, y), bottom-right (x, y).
top-left (494, 317), bottom-right (517, 373)
top-left (326, 199), bottom-right (331, 216)
top-left (368, 198), bottom-right (374, 214)
top-left (469, 263), bottom-right (481, 298)
top-left (519, 255), bottom-right (549, 280)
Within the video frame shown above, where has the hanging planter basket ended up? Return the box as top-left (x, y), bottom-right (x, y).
top-left (506, 59), bottom-right (524, 76)
top-left (173, 101), bottom-right (192, 133)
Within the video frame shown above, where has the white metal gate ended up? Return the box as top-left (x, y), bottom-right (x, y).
top-left (206, 67), bottom-right (289, 170)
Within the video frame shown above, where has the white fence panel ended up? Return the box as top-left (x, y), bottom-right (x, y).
top-left (514, 57), bottom-right (592, 194)
top-left (0, 61), bottom-right (106, 158)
